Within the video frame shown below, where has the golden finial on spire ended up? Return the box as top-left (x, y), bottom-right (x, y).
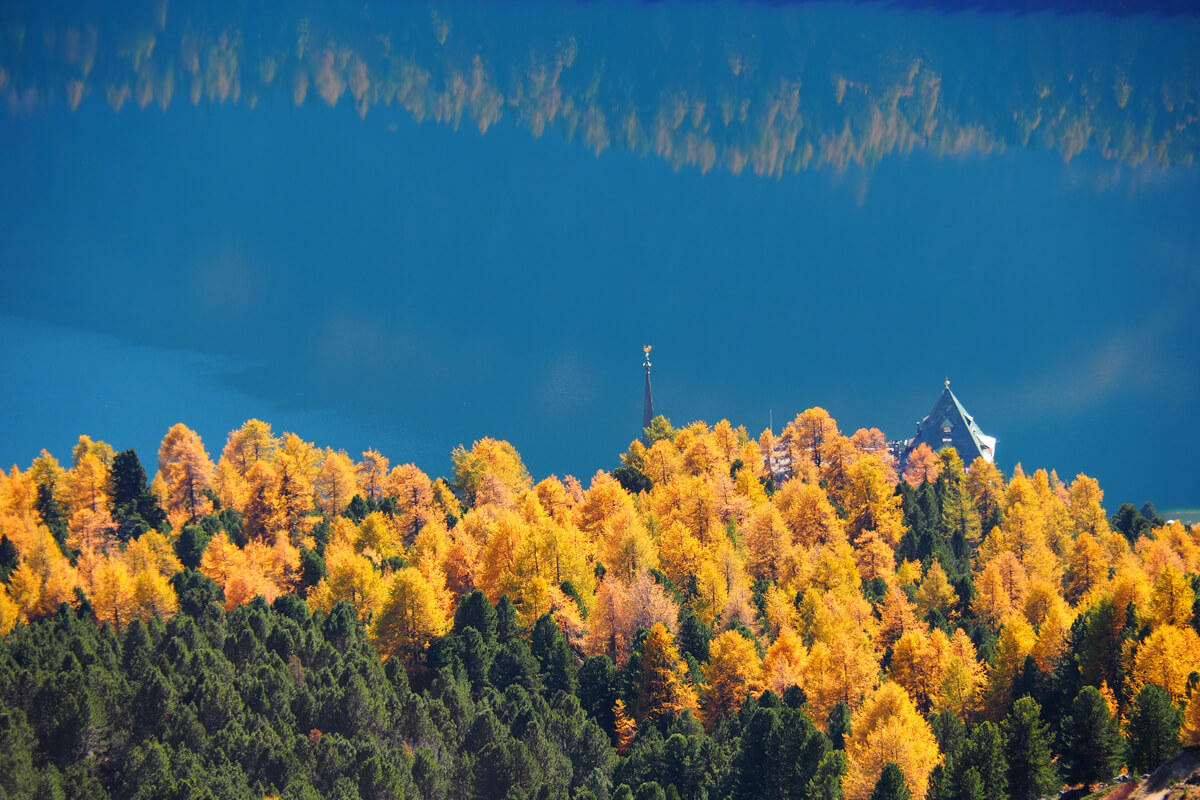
top-left (644, 345), bottom-right (652, 366)
top-left (945, 377), bottom-right (951, 389)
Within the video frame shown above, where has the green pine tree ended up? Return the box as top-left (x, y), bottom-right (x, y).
top-left (1126, 684), bottom-right (1182, 775)
top-left (870, 763), bottom-right (911, 800)
top-left (1002, 697), bottom-right (1059, 800)
top-left (1062, 686), bottom-right (1124, 786)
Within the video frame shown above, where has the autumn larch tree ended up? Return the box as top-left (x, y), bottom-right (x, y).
top-left (157, 423), bottom-right (216, 527)
top-left (635, 622), bottom-right (699, 723)
top-left (701, 630), bottom-right (763, 729)
top-left (843, 682), bottom-right (939, 800)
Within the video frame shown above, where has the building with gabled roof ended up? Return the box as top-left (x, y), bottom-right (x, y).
top-left (900, 380), bottom-right (996, 466)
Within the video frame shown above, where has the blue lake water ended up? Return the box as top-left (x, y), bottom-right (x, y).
top-left (1, 0), bottom-right (1198, 509)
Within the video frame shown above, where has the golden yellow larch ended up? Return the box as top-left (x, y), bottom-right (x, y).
top-left (533, 475), bottom-right (576, 525)
top-left (386, 463), bottom-right (437, 543)
top-left (854, 529), bottom-right (895, 584)
top-left (844, 455), bottom-right (905, 548)
top-left (809, 539), bottom-right (862, 599)
top-left (8, 523), bottom-right (78, 621)
top-left (0, 585), bottom-right (18, 636)
top-left (802, 617), bottom-right (880, 727)
top-left (62, 451), bottom-right (117, 554)
top-left (843, 682), bottom-right (940, 800)
top-left (1030, 600), bottom-right (1072, 674)
top-left (1021, 578), bottom-right (1060, 627)
top-left (732, 462), bottom-right (769, 509)
top-left (895, 560), bottom-right (922, 587)
top-left (877, 584), bottom-right (921, 652)
top-left (973, 552), bottom-right (1028, 629)
top-left (614, 699), bottom-right (638, 755)
top-left (1108, 555), bottom-right (1151, 621)
top-left (130, 564), bottom-right (179, 622)
top-left (658, 520), bottom-right (705, 589)
top-left (1158, 521), bottom-right (1200, 575)
top-left (28, 449), bottom-right (66, 497)
top-left (1147, 565), bottom-right (1193, 628)
top-left (214, 458), bottom-right (250, 513)
top-left (355, 512), bottom-right (402, 562)
top-left (774, 479), bottom-right (842, 549)
top-left (763, 625), bottom-right (808, 696)
top-left (781, 407), bottom-right (841, 472)
top-left (199, 534), bottom-right (245, 590)
top-left (902, 442), bottom-right (942, 489)
top-left (356, 449), bottom-right (390, 502)
top-left (819, 434), bottom-right (860, 502)
top-left (274, 433), bottom-right (320, 546)
top-left (979, 469), bottom-right (1058, 582)
top-left (241, 459), bottom-right (283, 543)
top-left (702, 630), bottom-right (764, 728)
top-left (220, 419), bottom-right (279, 476)
top-left (579, 470), bottom-right (638, 540)
top-left (1129, 624), bottom-right (1200, 704)
top-left (964, 457), bottom-right (1004, 527)
top-left (475, 508), bottom-right (529, 602)
top-left (314, 448), bottom-right (358, 518)
top-left (90, 557), bottom-right (136, 632)
top-left (691, 556), bottom-right (730, 627)
top-left (651, 474), bottom-right (722, 547)
top-left (636, 622), bottom-right (699, 722)
top-left (520, 517), bottom-right (593, 601)
top-left (889, 628), bottom-right (952, 712)
top-left (1182, 686), bottom-right (1200, 747)
top-left (157, 423), bottom-right (216, 528)
top-left (306, 539), bottom-right (385, 621)
top-left (1068, 474), bottom-right (1110, 539)
top-left (124, 530), bottom-right (183, 579)
top-left (1064, 532), bottom-right (1109, 605)
top-left (0, 467), bottom-right (40, 553)
top-left (371, 566), bottom-right (449, 666)
top-left (602, 515), bottom-right (657, 584)
top-left (1137, 533), bottom-right (1186, 583)
top-left (1031, 468), bottom-right (1073, 559)
top-left (682, 434), bottom-right (722, 478)
top-left (643, 438), bottom-right (683, 486)
top-left (71, 435), bottom-right (114, 470)
top-left (762, 583), bottom-right (799, 638)
top-left (914, 559), bottom-right (958, 621)
top-left (936, 629), bottom-right (984, 718)
top-left (451, 437), bottom-right (532, 507)
top-left (984, 613), bottom-right (1037, 716)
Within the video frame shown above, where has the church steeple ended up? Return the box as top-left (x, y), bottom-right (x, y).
top-left (642, 345), bottom-right (654, 446)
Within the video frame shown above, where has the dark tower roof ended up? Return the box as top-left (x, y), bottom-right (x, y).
top-left (642, 345), bottom-right (654, 447)
top-left (905, 380), bottom-right (996, 465)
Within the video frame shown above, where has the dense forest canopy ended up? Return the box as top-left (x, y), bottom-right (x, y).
top-left (1, 412), bottom-right (1199, 799)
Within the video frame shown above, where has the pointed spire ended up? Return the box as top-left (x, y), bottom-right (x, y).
top-left (642, 346), bottom-right (654, 447)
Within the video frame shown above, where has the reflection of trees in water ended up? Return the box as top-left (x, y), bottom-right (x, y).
top-left (0, 1), bottom-right (1196, 174)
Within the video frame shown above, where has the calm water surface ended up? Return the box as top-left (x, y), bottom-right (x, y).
top-left (1, 0), bottom-right (1198, 509)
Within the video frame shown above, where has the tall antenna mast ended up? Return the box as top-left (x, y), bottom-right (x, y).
top-left (642, 345), bottom-right (654, 447)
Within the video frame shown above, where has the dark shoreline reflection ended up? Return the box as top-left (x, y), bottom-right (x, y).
top-left (1, 0), bottom-right (1197, 176)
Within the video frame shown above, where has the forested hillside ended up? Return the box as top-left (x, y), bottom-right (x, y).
top-left (1, 411), bottom-right (1198, 800)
